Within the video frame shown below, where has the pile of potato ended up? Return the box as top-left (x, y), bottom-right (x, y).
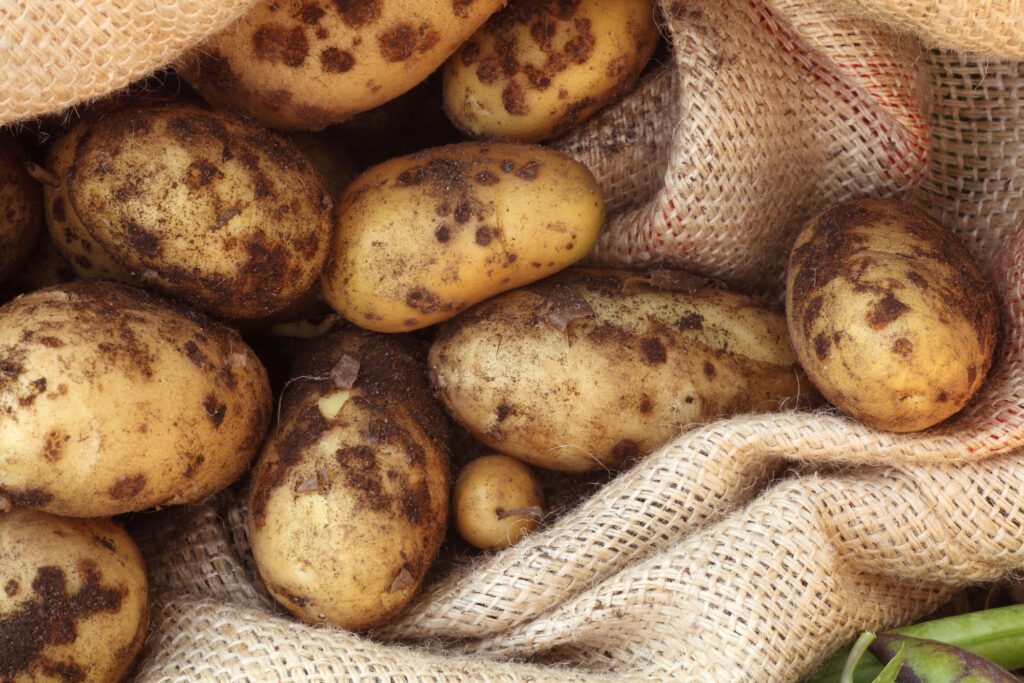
top-left (0, 0), bottom-right (1001, 679)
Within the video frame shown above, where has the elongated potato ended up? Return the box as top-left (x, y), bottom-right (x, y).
top-left (786, 198), bottom-right (999, 432)
top-left (249, 325), bottom-right (450, 630)
top-left (0, 509), bottom-right (148, 683)
top-left (430, 268), bottom-right (808, 472)
top-left (65, 102), bottom-right (333, 320)
top-left (176, 0), bottom-right (505, 130)
top-left (322, 142), bottom-right (605, 332)
top-left (444, 0), bottom-right (660, 142)
top-left (0, 281), bottom-right (272, 517)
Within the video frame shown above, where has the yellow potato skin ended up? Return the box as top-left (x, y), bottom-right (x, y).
top-left (176, 0), bottom-right (505, 131)
top-left (66, 102), bottom-right (333, 320)
top-left (0, 281), bottom-right (272, 517)
top-left (0, 509), bottom-right (148, 683)
top-left (322, 142), bottom-right (604, 332)
top-left (248, 326), bottom-right (450, 630)
top-left (786, 198), bottom-right (1000, 433)
top-left (453, 454), bottom-right (543, 550)
top-left (430, 268), bottom-right (807, 472)
top-left (443, 0), bottom-right (660, 142)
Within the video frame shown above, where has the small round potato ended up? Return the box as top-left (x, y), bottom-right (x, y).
top-left (453, 454), bottom-right (544, 550)
top-left (0, 137), bottom-right (42, 284)
top-left (322, 142), bottom-right (605, 332)
top-left (176, 0), bottom-right (505, 130)
top-left (64, 102), bottom-right (333, 320)
top-left (786, 198), bottom-right (1000, 432)
top-left (0, 509), bottom-right (148, 683)
top-left (249, 324), bottom-right (450, 630)
top-left (443, 0), bottom-right (660, 142)
top-left (0, 281), bottom-right (272, 517)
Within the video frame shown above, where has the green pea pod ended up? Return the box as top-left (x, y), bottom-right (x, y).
top-left (869, 634), bottom-right (1018, 682)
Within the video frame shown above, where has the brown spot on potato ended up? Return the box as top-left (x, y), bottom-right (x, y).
top-left (91, 535), bottom-right (117, 553)
top-left (866, 292), bottom-right (910, 330)
top-left (676, 312), bottom-right (704, 331)
top-left (515, 161), bottom-right (540, 180)
top-left (461, 41), bottom-right (480, 66)
top-left (703, 361), bottom-right (716, 378)
top-left (452, 0), bottom-right (475, 18)
top-left (502, 82), bottom-right (529, 115)
top-left (435, 224), bottom-right (452, 243)
top-left (474, 170), bottom-right (499, 185)
top-left (892, 337), bottom-right (913, 356)
top-left (685, 396), bottom-right (694, 404)
top-left (611, 439), bottom-right (639, 462)
top-left (320, 47), bottom-right (355, 73)
top-left (500, 159), bottom-right (516, 173)
top-left (333, 0), bottom-right (382, 28)
top-left (51, 197), bottom-right (66, 223)
top-left (252, 25), bottom-right (309, 68)
top-left (203, 394), bottom-right (227, 427)
top-left (183, 340), bottom-right (209, 369)
top-left (0, 564), bottom-right (125, 682)
top-left (495, 403), bottom-right (513, 422)
top-left (5, 580), bottom-right (18, 597)
top-left (297, 3), bottom-right (325, 23)
top-left (814, 333), bottom-right (831, 361)
top-left (42, 429), bottom-right (68, 463)
top-left (396, 166), bottom-right (426, 186)
top-left (108, 474), bottom-right (146, 500)
top-left (938, 390), bottom-right (949, 402)
top-left (640, 338), bottom-right (666, 364)
top-left (124, 221), bottom-right (162, 258)
top-left (378, 24), bottom-right (417, 62)
top-left (406, 287), bottom-right (442, 313)
top-left (606, 54), bottom-right (630, 78)
top-left (453, 202), bottom-right (473, 223)
top-left (184, 158), bottom-right (223, 191)
top-left (639, 396), bottom-right (653, 413)
top-left (474, 226), bottom-right (492, 246)
top-left (0, 487), bottom-right (53, 508)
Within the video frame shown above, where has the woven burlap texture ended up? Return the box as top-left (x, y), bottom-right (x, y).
top-left (122, 11), bottom-right (1024, 683)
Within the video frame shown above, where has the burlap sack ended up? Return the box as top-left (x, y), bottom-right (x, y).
top-left (6, 0), bottom-right (1024, 681)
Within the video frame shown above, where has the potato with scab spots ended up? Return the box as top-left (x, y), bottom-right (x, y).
top-left (62, 102), bottom-right (332, 320)
top-left (0, 281), bottom-right (272, 517)
top-left (321, 142), bottom-right (605, 332)
top-left (248, 324), bottom-right (450, 630)
top-left (430, 268), bottom-right (809, 472)
top-left (443, 0), bottom-right (660, 142)
top-left (0, 509), bottom-right (148, 683)
top-left (786, 198), bottom-right (1000, 433)
top-left (176, 0), bottom-right (506, 131)
top-left (0, 137), bottom-right (42, 285)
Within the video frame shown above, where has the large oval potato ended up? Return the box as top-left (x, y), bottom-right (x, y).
top-left (65, 102), bottom-right (332, 320)
top-left (444, 0), bottom-right (660, 142)
top-left (0, 137), bottom-right (42, 284)
top-left (249, 324), bottom-right (450, 630)
top-left (786, 198), bottom-right (1000, 432)
top-left (0, 509), bottom-right (148, 683)
top-left (322, 142), bottom-right (605, 332)
top-left (176, 0), bottom-right (505, 130)
top-left (430, 268), bottom-right (808, 472)
top-left (0, 281), bottom-right (272, 517)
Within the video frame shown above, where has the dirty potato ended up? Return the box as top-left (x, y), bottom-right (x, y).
top-left (0, 137), bottom-right (42, 284)
top-left (64, 102), bottom-right (332, 320)
top-left (786, 198), bottom-right (1000, 432)
top-left (0, 509), bottom-right (148, 683)
top-left (248, 324), bottom-right (450, 630)
top-left (322, 142), bottom-right (605, 332)
top-left (453, 454), bottom-right (544, 550)
top-left (176, 0), bottom-right (505, 130)
top-left (430, 268), bottom-right (808, 472)
top-left (0, 281), bottom-right (272, 518)
top-left (443, 0), bottom-right (660, 142)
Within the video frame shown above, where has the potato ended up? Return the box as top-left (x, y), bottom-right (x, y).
top-left (0, 137), bottom-right (42, 284)
top-left (42, 118), bottom-right (131, 284)
top-left (0, 281), bottom-right (272, 517)
top-left (0, 509), bottom-right (148, 683)
top-left (176, 0), bottom-right (505, 130)
top-left (786, 198), bottom-right (1000, 432)
top-left (453, 454), bottom-right (544, 550)
top-left (248, 324), bottom-right (450, 630)
top-left (63, 102), bottom-right (332, 320)
top-left (430, 268), bottom-right (808, 472)
top-left (443, 0), bottom-right (660, 142)
top-left (322, 142), bottom-right (605, 332)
